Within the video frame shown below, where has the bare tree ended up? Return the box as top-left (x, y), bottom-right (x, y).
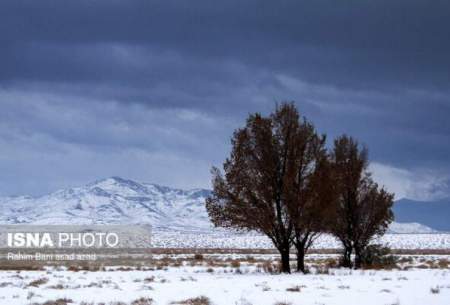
top-left (330, 135), bottom-right (394, 268)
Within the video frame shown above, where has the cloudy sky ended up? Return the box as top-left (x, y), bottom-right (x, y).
top-left (1, 0), bottom-right (449, 200)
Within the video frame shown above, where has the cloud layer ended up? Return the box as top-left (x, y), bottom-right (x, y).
top-left (0, 0), bottom-right (449, 199)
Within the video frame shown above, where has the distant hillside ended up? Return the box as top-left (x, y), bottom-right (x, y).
top-left (0, 177), bottom-right (212, 231)
top-left (0, 177), bottom-right (441, 234)
top-left (393, 198), bottom-right (450, 232)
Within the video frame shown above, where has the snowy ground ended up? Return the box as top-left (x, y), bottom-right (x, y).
top-left (1, 254), bottom-right (449, 305)
top-left (152, 231), bottom-right (450, 250)
top-left (2, 232), bottom-right (450, 305)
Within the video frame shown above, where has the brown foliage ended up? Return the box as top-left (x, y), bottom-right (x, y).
top-left (330, 135), bottom-right (394, 268)
top-left (206, 103), bottom-right (394, 273)
top-left (206, 103), bottom-right (305, 273)
top-left (205, 103), bottom-right (334, 273)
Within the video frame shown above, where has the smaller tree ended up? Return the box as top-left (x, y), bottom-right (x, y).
top-left (330, 135), bottom-right (394, 268)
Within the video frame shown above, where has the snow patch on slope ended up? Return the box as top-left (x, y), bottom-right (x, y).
top-left (388, 221), bottom-right (436, 234)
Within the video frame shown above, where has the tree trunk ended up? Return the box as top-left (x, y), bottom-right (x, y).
top-left (296, 244), bottom-right (306, 273)
top-left (279, 247), bottom-right (291, 273)
top-left (354, 246), bottom-right (362, 269)
top-left (342, 246), bottom-right (353, 268)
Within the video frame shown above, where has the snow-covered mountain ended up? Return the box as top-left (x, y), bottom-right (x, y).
top-left (0, 177), bottom-right (212, 231)
top-left (387, 222), bottom-right (436, 234)
top-left (0, 177), bottom-right (438, 234)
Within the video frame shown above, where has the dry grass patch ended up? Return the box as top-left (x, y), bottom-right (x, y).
top-left (230, 260), bottom-right (241, 268)
top-left (246, 256), bottom-right (256, 263)
top-left (256, 261), bottom-right (277, 273)
top-left (131, 297), bottom-right (153, 305)
top-left (0, 260), bottom-right (45, 271)
top-left (27, 277), bottom-right (49, 287)
top-left (430, 286), bottom-right (440, 294)
top-left (398, 256), bottom-right (414, 264)
top-left (144, 276), bottom-right (155, 283)
top-left (47, 284), bottom-right (68, 289)
top-left (180, 276), bottom-right (197, 282)
top-left (67, 264), bottom-right (104, 272)
top-left (205, 259), bottom-right (227, 268)
top-left (171, 296), bottom-right (211, 305)
top-left (30, 298), bottom-right (73, 305)
top-left (286, 285), bottom-right (302, 292)
top-left (437, 259), bottom-right (449, 269)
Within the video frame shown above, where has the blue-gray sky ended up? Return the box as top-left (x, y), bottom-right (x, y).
top-left (0, 0), bottom-right (449, 200)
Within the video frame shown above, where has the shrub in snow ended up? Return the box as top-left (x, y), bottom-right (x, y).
top-left (171, 296), bottom-right (211, 305)
top-left (131, 297), bottom-right (153, 305)
top-left (30, 298), bottom-right (73, 305)
top-left (430, 286), bottom-right (440, 294)
top-left (359, 244), bottom-right (397, 269)
top-left (27, 277), bottom-right (49, 287)
top-left (286, 285), bottom-right (302, 292)
top-left (230, 260), bottom-right (241, 268)
top-left (194, 254), bottom-right (204, 261)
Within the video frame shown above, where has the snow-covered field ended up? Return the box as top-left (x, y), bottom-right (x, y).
top-left (1, 262), bottom-right (449, 305)
top-left (152, 230), bottom-right (450, 250)
top-left (1, 179), bottom-right (449, 304)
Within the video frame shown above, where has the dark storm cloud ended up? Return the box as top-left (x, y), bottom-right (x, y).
top-left (0, 0), bottom-right (449, 198)
top-left (1, 0), bottom-right (449, 89)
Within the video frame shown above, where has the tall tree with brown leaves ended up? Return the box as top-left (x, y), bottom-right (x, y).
top-left (330, 135), bottom-right (394, 268)
top-left (206, 103), bottom-right (297, 273)
top-left (206, 103), bottom-right (331, 273)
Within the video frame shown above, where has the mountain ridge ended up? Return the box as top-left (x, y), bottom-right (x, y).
top-left (0, 177), bottom-right (212, 231)
top-left (393, 198), bottom-right (450, 232)
top-left (0, 177), bottom-right (442, 234)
